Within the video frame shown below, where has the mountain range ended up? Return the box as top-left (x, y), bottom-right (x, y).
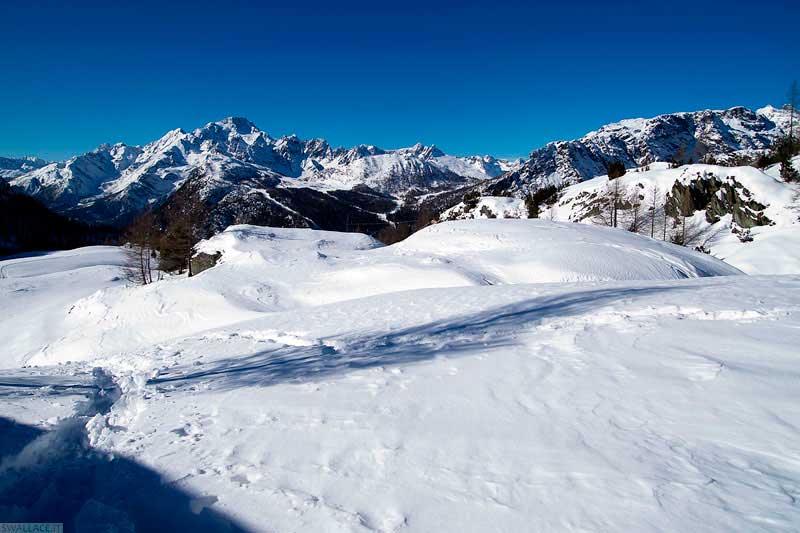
top-left (2, 105), bottom-right (795, 236)
top-left (6, 118), bottom-right (520, 227)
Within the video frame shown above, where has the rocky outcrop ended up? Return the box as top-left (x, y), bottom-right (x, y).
top-left (666, 171), bottom-right (772, 228)
top-left (190, 252), bottom-right (221, 276)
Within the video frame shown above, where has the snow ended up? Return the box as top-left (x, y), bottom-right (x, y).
top-left (7, 221), bottom-right (740, 367)
top-left (542, 163), bottom-right (800, 274)
top-left (714, 227), bottom-right (800, 275)
top-left (440, 196), bottom-right (528, 220)
top-left (500, 106), bottom-right (794, 196)
top-left (0, 247), bottom-right (128, 368)
top-left (1, 221), bottom-right (799, 531)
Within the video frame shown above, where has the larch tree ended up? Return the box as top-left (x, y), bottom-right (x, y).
top-left (626, 186), bottom-right (644, 234)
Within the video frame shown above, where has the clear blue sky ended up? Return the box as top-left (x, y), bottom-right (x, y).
top-left (2, 0), bottom-right (798, 161)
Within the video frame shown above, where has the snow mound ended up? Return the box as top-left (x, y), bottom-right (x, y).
top-left (3, 223), bottom-right (799, 532)
top-left (396, 219), bottom-right (742, 284)
top-left (0, 247), bottom-right (128, 367)
top-left (195, 224), bottom-right (381, 259)
top-left (16, 220), bottom-right (742, 366)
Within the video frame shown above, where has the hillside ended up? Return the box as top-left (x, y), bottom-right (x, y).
top-left (1, 221), bottom-right (799, 531)
top-left (443, 159), bottom-right (800, 274)
top-left (0, 180), bottom-right (116, 257)
top-left (0, 156), bottom-right (48, 179)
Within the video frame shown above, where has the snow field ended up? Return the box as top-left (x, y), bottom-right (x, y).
top-left (1, 220), bottom-right (799, 531)
top-left (6, 220), bottom-right (741, 366)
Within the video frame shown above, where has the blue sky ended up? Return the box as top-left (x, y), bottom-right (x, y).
top-left (2, 0), bottom-right (798, 161)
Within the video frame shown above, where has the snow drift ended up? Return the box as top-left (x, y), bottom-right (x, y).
top-left (6, 220), bottom-right (741, 367)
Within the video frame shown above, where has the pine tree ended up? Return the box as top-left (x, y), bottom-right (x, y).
top-left (524, 194), bottom-right (540, 218)
top-left (780, 160), bottom-right (800, 182)
top-left (606, 160), bottom-right (626, 179)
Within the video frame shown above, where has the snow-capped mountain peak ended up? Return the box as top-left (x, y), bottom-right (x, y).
top-left (8, 118), bottom-right (519, 225)
top-left (488, 105), bottom-right (794, 196)
top-left (8, 105), bottom-right (791, 228)
top-left (400, 143), bottom-right (446, 159)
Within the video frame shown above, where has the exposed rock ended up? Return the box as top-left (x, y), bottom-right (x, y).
top-left (666, 172), bottom-right (772, 228)
top-left (190, 252), bottom-right (221, 275)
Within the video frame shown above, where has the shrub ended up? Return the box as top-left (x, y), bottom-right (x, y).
top-left (462, 191), bottom-right (480, 210)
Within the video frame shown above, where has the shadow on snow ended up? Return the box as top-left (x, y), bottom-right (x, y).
top-left (151, 286), bottom-right (685, 392)
top-left (0, 415), bottom-right (248, 532)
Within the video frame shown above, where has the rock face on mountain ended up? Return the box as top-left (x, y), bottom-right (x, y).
top-left (9, 117), bottom-right (519, 226)
top-left (484, 106), bottom-right (793, 196)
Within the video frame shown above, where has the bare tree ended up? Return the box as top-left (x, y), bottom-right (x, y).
top-left (125, 212), bottom-right (157, 285)
top-left (592, 179), bottom-right (623, 228)
top-left (647, 185), bottom-right (662, 239)
top-left (626, 188), bottom-right (643, 233)
top-left (548, 202), bottom-right (558, 221)
top-left (669, 216), bottom-right (726, 251)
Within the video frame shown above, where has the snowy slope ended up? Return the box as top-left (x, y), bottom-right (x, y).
top-left (0, 224), bottom-right (799, 531)
top-left (87, 275), bottom-right (800, 533)
top-left (0, 247), bottom-right (128, 367)
top-left (539, 162), bottom-right (800, 274)
top-left (440, 196), bottom-right (528, 220)
top-left (9, 220), bottom-right (741, 366)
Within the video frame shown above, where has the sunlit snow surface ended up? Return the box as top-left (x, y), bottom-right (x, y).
top-left (1, 220), bottom-right (799, 532)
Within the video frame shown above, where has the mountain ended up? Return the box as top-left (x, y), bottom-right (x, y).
top-left (9, 118), bottom-right (520, 227)
top-left (0, 156), bottom-right (48, 179)
top-left (6, 106), bottom-right (795, 234)
top-left (483, 105), bottom-right (794, 196)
